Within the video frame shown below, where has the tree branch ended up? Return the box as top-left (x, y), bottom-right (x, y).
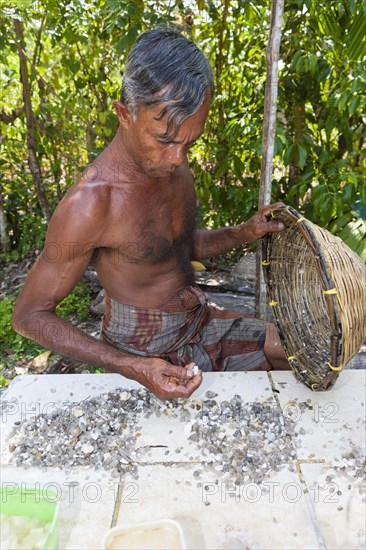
top-left (0, 106), bottom-right (24, 124)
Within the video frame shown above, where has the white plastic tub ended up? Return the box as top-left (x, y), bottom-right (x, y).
top-left (102, 519), bottom-right (186, 550)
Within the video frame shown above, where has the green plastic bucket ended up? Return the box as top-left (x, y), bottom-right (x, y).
top-left (0, 485), bottom-right (59, 550)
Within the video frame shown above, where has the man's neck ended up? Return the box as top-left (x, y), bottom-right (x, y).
top-left (105, 127), bottom-right (149, 183)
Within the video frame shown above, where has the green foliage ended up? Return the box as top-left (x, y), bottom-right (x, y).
top-left (1, 0), bottom-right (365, 259)
top-left (328, 210), bottom-right (366, 261)
top-left (189, 0), bottom-right (366, 259)
top-left (0, 283), bottom-right (93, 362)
top-left (56, 282), bottom-right (92, 322)
top-left (0, 295), bottom-right (44, 359)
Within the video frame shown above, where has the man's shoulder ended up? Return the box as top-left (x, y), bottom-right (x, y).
top-left (56, 180), bottom-right (108, 220)
top-left (49, 165), bottom-right (137, 241)
top-left (61, 166), bottom-right (133, 213)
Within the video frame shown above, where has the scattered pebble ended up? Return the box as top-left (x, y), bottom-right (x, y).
top-left (333, 442), bottom-right (366, 487)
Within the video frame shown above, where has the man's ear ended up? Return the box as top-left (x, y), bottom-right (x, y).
top-left (113, 100), bottom-right (133, 128)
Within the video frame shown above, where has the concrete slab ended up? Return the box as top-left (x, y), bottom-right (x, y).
top-left (299, 462), bottom-right (366, 550)
top-left (1, 372), bottom-right (365, 550)
top-left (270, 371), bottom-right (366, 463)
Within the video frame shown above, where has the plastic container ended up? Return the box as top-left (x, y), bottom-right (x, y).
top-left (0, 485), bottom-right (59, 550)
top-left (102, 519), bottom-right (186, 550)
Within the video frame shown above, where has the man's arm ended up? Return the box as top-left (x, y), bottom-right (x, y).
top-left (12, 186), bottom-right (201, 400)
top-left (192, 203), bottom-right (285, 260)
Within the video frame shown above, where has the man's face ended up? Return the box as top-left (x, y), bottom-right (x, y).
top-left (115, 93), bottom-right (210, 178)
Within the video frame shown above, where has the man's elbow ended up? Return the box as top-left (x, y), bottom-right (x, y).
top-left (12, 306), bottom-right (26, 336)
top-left (12, 301), bottom-right (37, 338)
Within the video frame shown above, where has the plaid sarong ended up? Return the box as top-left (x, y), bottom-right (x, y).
top-left (102, 286), bottom-right (268, 371)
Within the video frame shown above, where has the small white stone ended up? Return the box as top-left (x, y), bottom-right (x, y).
top-left (119, 391), bottom-right (131, 401)
top-left (81, 443), bottom-right (94, 455)
top-left (72, 407), bottom-right (84, 418)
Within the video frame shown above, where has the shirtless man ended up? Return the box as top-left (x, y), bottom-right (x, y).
top-left (13, 28), bottom-right (288, 400)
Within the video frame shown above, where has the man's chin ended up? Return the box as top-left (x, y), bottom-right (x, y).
top-left (149, 168), bottom-right (175, 178)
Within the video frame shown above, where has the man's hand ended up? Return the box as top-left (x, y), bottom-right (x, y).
top-left (134, 359), bottom-right (202, 400)
top-left (242, 202), bottom-right (285, 243)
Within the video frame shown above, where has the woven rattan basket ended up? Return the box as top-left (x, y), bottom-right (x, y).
top-left (262, 205), bottom-right (366, 390)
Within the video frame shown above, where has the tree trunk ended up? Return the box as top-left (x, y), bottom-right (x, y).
top-left (14, 18), bottom-right (51, 221)
top-left (214, 0), bottom-right (230, 186)
top-left (86, 124), bottom-right (97, 163)
top-left (0, 195), bottom-right (10, 253)
top-left (255, 0), bottom-right (285, 319)
top-left (289, 100), bottom-right (305, 186)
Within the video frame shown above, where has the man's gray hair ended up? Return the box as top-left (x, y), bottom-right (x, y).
top-left (120, 27), bottom-right (214, 141)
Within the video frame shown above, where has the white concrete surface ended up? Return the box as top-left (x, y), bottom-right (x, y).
top-left (1, 371), bottom-right (365, 549)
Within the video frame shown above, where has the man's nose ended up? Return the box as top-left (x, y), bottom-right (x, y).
top-left (167, 145), bottom-right (186, 167)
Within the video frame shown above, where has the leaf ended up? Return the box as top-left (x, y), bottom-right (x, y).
top-left (191, 261), bottom-right (206, 271)
top-left (308, 52), bottom-right (318, 75)
top-left (338, 90), bottom-right (352, 111)
top-left (232, 155), bottom-right (244, 178)
top-left (8, 0), bottom-right (33, 8)
top-left (28, 350), bottom-right (52, 370)
top-left (339, 219), bottom-right (366, 256)
top-left (202, 171), bottom-right (212, 188)
top-left (297, 144), bottom-right (308, 170)
top-left (360, 183), bottom-right (366, 205)
top-left (98, 111), bottom-right (107, 123)
top-left (68, 60), bottom-right (80, 76)
top-left (346, 10), bottom-right (366, 60)
top-left (292, 51), bottom-right (304, 73)
top-left (116, 27), bottom-right (139, 55)
top-left (320, 10), bottom-right (343, 41)
top-left (283, 144), bottom-right (295, 166)
top-left (355, 239), bottom-right (366, 262)
top-left (343, 182), bottom-right (356, 203)
top-left (336, 1), bottom-right (345, 19)
top-left (328, 211), bottom-right (355, 234)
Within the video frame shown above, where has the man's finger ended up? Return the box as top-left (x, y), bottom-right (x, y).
top-left (167, 372), bottom-right (202, 396)
top-left (182, 372), bottom-right (203, 395)
top-left (185, 362), bottom-right (200, 377)
top-left (261, 202), bottom-right (285, 219)
top-left (267, 221), bottom-right (285, 232)
top-left (164, 364), bottom-right (197, 380)
top-left (160, 373), bottom-right (202, 399)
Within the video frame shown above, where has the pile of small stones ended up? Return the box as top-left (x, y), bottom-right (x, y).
top-left (334, 443), bottom-right (366, 484)
top-left (8, 389), bottom-right (298, 484)
top-left (186, 391), bottom-right (298, 485)
top-left (8, 390), bottom-right (156, 477)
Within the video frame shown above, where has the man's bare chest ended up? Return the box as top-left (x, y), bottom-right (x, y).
top-left (96, 183), bottom-right (198, 266)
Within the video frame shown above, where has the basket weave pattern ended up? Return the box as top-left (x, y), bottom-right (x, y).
top-left (262, 206), bottom-right (366, 390)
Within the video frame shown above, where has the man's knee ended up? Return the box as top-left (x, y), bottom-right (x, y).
top-left (264, 323), bottom-right (291, 370)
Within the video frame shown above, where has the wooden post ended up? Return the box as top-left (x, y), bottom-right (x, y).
top-left (255, 0), bottom-right (284, 319)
